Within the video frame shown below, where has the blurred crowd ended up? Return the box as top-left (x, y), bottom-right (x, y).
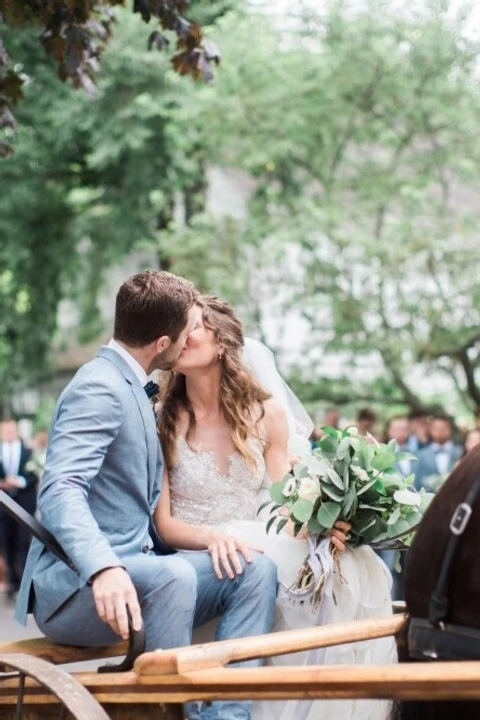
top-left (314, 406), bottom-right (480, 490)
top-left (0, 419), bottom-right (48, 599)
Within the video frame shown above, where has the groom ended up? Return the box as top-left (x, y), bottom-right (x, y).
top-left (16, 270), bottom-right (277, 720)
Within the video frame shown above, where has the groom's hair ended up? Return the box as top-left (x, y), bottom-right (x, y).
top-left (114, 270), bottom-right (198, 347)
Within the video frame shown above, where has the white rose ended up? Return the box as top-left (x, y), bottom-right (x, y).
top-left (298, 476), bottom-right (321, 500)
top-left (283, 477), bottom-right (297, 497)
top-left (347, 426), bottom-right (359, 436)
top-left (351, 465), bottom-right (369, 483)
top-left (393, 489), bottom-right (421, 507)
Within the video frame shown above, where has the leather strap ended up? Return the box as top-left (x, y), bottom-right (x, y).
top-left (0, 490), bottom-right (78, 573)
top-left (428, 472), bottom-right (480, 626)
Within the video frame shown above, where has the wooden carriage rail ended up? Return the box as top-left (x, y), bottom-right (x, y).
top-left (2, 661), bottom-right (480, 705)
top-left (135, 613), bottom-right (406, 675)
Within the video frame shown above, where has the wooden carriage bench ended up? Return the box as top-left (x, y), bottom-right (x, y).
top-left (4, 612), bottom-right (480, 720)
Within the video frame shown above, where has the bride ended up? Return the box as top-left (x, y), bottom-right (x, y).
top-left (154, 295), bottom-right (396, 720)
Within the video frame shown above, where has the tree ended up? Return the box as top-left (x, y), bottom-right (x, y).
top-left (180, 0), bottom-right (480, 412)
top-left (0, 0), bottom-right (221, 156)
top-left (0, 3), bottom-right (231, 413)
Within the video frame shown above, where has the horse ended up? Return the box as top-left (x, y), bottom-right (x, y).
top-left (392, 443), bottom-right (480, 720)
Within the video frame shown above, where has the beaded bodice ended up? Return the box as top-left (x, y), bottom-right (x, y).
top-left (169, 437), bottom-right (266, 526)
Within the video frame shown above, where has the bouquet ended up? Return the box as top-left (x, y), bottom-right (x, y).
top-left (262, 426), bottom-right (434, 603)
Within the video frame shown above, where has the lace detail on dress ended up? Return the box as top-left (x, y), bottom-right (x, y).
top-left (169, 437), bottom-right (266, 527)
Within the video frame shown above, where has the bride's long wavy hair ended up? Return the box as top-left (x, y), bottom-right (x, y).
top-left (159, 296), bottom-right (271, 472)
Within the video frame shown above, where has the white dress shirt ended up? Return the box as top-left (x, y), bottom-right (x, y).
top-left (432, 441), bottom-right (453, 476)
top-left (108, 339), bottom-right (148, 387)
top-left (1, 440), bottom-right (21, 477)
top-left (0, 440), bottom-right (27, 488)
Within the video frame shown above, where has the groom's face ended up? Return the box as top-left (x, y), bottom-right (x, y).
top-left (151, 305), bottom-right (198, 371)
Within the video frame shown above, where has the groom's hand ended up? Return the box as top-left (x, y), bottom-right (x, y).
top-left (91, 567), bottom-right (142, 640)
top-left (207, 533), bottom-right (263, 581)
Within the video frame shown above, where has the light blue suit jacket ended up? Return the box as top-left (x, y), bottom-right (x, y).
top-left (414, 442), bottom-right (463, 492)
top-left (16, 347), bottom-right (168, 626)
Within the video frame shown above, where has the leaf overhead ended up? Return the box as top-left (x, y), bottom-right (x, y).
top-left (0, 0), bottom-right (221, 154)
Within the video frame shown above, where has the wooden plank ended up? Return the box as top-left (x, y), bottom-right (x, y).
top-left (0, 637), bottom-right (128, 666)
top-left (0, 704), bottom-right (179, 719)
top-left (1, 661), bottom-right (480, 703)
top-left (135, 614), bottom-right (405, 675)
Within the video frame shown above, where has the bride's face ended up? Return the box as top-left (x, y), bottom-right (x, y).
top-left (173, 306), bottom-right (222, 374)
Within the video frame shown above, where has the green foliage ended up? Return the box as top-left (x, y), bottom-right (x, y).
top-left (183, 0), bottom-right (480, 412)
top-left (0, 5), bottom-right (229, 409)
top-left (0, 0), bottom-right (222, 154)
top-left (2, 0), bottom-right (480, 419)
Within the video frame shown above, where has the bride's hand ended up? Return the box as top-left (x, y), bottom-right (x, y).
top-left (207, 532), bottom-right (263, 581)
top-left (327, 520), bottom-right (351, 553)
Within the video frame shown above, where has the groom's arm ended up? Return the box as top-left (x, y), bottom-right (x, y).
top-left (39, 376), bottom-right (142, 639)
top-left (38, 377), bottom-right (124, 584)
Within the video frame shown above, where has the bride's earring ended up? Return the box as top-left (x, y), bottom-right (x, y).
top-left (218, 351), bottom-right (223, 361)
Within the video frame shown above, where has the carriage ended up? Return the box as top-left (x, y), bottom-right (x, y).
top-left (1, 492), bottom-right (479, 720)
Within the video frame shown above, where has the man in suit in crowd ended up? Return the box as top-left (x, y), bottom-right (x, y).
top-left (356, 407), bottom-right (377, 437)
top-left (407, 409), bottom-right (431, 452)
top-left (379, 415), bottom-right (418, 600)
top-left (0, 418), bottom-right (39, 598)
top-left (415, 414), bottom-right (463, 492)
top-left (16, 271), bottom-right (277, 720)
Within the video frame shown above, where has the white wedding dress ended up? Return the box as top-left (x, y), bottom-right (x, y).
top-left (170, 436), bottom-right (397, 720)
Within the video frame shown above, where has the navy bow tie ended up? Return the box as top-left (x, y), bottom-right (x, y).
top-left (144, 381), bottom-right (160, 400)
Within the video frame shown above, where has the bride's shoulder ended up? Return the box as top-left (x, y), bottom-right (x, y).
top-left (261, 398), bottom-right (289, 432)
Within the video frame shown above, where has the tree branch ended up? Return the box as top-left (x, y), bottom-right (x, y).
top-left (457, 348), bottom-right (480, 406)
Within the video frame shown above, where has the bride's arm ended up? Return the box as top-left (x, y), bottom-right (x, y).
top-left (262, 398), bottom-right (291, 482)
top-left (154, 470), bottom-right (258, 579)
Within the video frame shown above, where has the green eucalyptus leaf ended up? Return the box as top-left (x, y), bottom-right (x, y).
top-left (307, 515), bottom-right (324, 533)
top-left (276, 517), bottom-right (289, 535)
top-left (322, 484), bottom-right (345, 502)
top-left (327, 467), bottom-right (344, 490)
top-left (387, 507), bottom-right (401, 525)
top-left (292, 498), bottom-right (314, 523)
top-left (358, 503), bottom-right (385, 512)
top-left (293, 464), bottom-right (309, 479)
top-left (257, 500), bottom-right (273, 516)
top-left (317, 501), bottom-right (341, 529)
top-left (356, 478), bottom-right (377, 495)
top-left (266, 515), bottom-right (278, 534)
top-left (270, 481), bottom-right (288, 505)
top-left (337, 437), bottom-right (351, 460)
top-left (371, 447), bottom-right (397, 472)
top-left (342, 485), bottom-right (356, 517)
top-left (343, 461), bottom-right (350, 491)
top-left (320, 426), bottom-right (340, 439)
